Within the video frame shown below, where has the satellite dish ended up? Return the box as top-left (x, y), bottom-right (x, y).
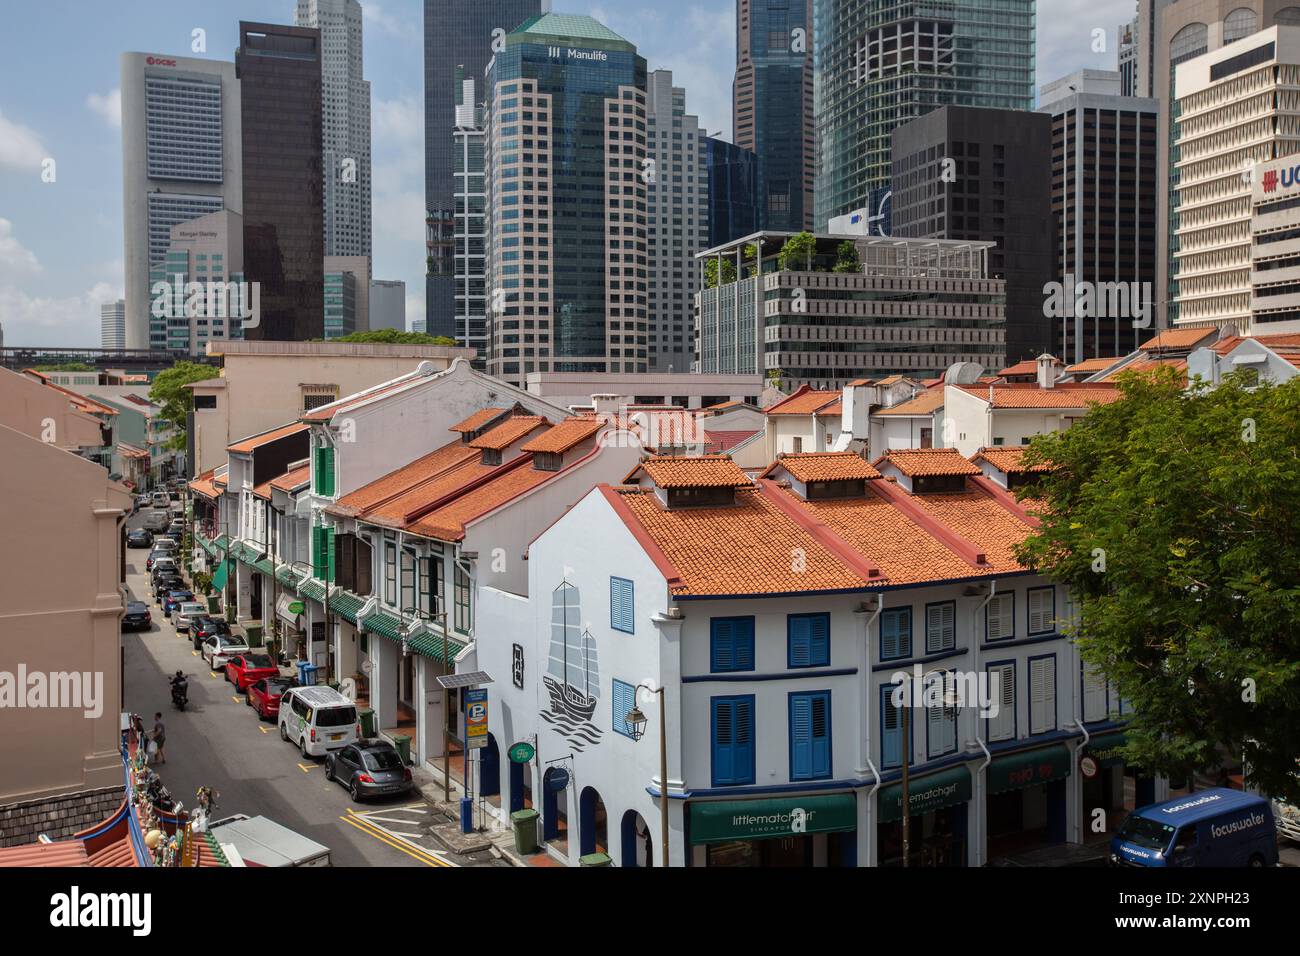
top-left (944, 362), bottom-right (984, 385)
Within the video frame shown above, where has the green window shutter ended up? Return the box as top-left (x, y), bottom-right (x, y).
top-left (313, 447), bottom-right (323, 494)
top-left (326, 529), bottom-right (336, 582)
top-left (322, 447), bottom-right (335, 497)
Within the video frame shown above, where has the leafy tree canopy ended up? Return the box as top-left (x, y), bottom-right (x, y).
top-left (1016, 366), bottom-right (1300, 801)
top-left (149, 361), bottom-right (217, 451)
top-left (320, 329), bottom-right (458, 346)
top-left (778, 231), bottom-right (817, 272)
top-left (833, 240), bottom-right (861, 274)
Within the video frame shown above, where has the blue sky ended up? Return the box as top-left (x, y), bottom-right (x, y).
top-left (0, 0), bottom-right (1134, 347)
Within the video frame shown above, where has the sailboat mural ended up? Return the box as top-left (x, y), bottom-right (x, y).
top-left (539, 580), bottom-right (603, 751)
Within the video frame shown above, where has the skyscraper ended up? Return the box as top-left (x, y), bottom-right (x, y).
top-left (734, 0), bottom-right (814, 231)
top-left (100, 300), bottom-right (126, 350)
top-left (119, 53), bottom-right (242, 350)
top-left (236, 21), bottom-right (325, 341)
top-left (813, 0), bottom-right (1036, 229)
top-left (424, 0), bottom-right (545, 340)
top-left (646, 69), bottom-right (708, 373)
top-left (453, 68), bottom-right (488, 356)
top-left (484, 13), bottom-right (648, 385)
top-left (295, 0), bottom-right (372, 258)
top-left (704, 136), bottom-right (759, 247)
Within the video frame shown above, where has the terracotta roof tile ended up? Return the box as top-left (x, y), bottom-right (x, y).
top-left (903, 490), bottom-right (1031, 572)
top-left (270, 463), bottom-right (311, 493)
top-left (409, 459), bottom-right (557, 541)
top-left (330, 439), bottom-right (482, 519)
top-left (227, 421), bottom-right (309, 454)
top-left (631, 454), bottom-right (752, 488)
top-left (971, 446), bottom-right (1052, 475)
top-left (875, 389), bottom-right (943, 416)
top-left (468, 416), bottom-right (549, 450)
top-left (1139, 327), bottom-right (1217, 352)
top-left (189, 469), bottom-right (224, 501)
top-left (520, 417), bottom-right (603, 453)
top-left (874, 447), bottom-right (982, 477)
top-left (764, 452), bottom-right (881, 482)
top-left (1097, 358), bottom-right (1186, 383)
top-left (1065, 356), bottom-right (1121, 374)
top-left (816, 399), bottom-right (843, 417)
top-left (86, 836), bottom-right (139, 867)
top-left (702, 429), bottom-right (760, 454)
top-left (0, 841), bottom-right (90, 866)
top-left (449, 407), bottom-right (509, 433)
top-left (956, 383), bottom-right (1123, 408)
top-left (765, 385), bottom-right (842, 415)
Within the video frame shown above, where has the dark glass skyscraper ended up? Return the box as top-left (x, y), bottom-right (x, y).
top-left (814, 0), bottom-right (1036, 229)
top-left (236, 21), bottom-right (324, 341)
top-left (704, 136), bottom-right (759, 246)
top-left (484, 13), bottom-right (648, 385)
top-left (734, 0), bottom-right (814, 231)
top-left (425, 0), bottom-right (543, 341)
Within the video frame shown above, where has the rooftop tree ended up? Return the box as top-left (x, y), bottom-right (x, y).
top-left (149, 361), bottom-right (218, 452)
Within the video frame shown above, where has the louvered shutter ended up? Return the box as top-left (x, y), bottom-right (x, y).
top-left (882, 690), bottom-right (903, 767)
top-left (1028, 588), bottom-right (1053, 634)
top-left (808, 614), bottom-right (829, 666)
top-left (1030, 657), bottom-right (1056, 734)
top-left (612, 680), bottom-right (636, 736)
top-left (791, 694), bottom-right (813, 779)
top-left (988, 664), bottom-right (1015, 741)
top-left (610, 577), bottom-right (634, 633)
top-left (734, 698), bottom-right (754, 783)
top-left (927, 602), bottom-right (955, 653)
top-left (881, 608), bottom-right (910, 659)
top-left (810, 694), bottom-right (830, 777)
top-left (1083, 662), bottom-right (1107, 723)
top-left (988, 593), bottom-right (1013, 640)
top-left (712, 699), bottom-right (735, 782)
top-left (734, 619), bottom-right (754, 669)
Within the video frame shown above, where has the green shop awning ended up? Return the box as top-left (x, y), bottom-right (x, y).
top-left (1085, 732), bottom-right (1127, 768)
top-left (987, 744), bottom-right (1072, 795)
top-left (211, 558), bottom-right (232, 591)
top-left (689, 793), bottom-right (857, 845)
top-left (276, 565), bottom-right (304, 588)
top-left (878, 765), bottom-right (971, 824)
top-left (406, 629), bottom-right (468, 662)
top-left (298, 579), bottom-right (327, 603)
top-left (213, 534), bottom-right (231, 551)
top-left (361, 611), bottom-right (403, 641)
top-left (252, 557), bottom-right (275, 576)
top-left (330, 590), bottom-right (366, 624)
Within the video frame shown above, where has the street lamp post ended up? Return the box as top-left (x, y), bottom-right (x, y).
top-left (625, 682), bottom-right (670, 868)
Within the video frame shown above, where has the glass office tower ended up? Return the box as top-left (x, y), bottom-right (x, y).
top-left (814, 0), bottom-right (1036, 229)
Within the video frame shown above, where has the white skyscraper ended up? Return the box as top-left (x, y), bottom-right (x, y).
top-left (120, 53), bottom-right (242, 350)
top-left (295, 0), bottom-right (372, 258)
top-left (100, 300), bottom-right (126, 349)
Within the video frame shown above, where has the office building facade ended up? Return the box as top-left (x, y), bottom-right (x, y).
top-left (813, 0), bottom-right (1036, 229)
top-left (324, 255), bottom-right (371, 332)
top-left (891, 106), bottom-right (1054, 362)
top-left (149, 210), bottom-right (247, 355)
top-left (696, 232), bottom-right (1006, 388)
top-left (236, 21), bottom-right (325, 341)
top-left (100, 300), bottom-right (126, 350)
top-left (1039, 71), bottom-right (1159, 361)
top-left (734, 0), bottom-right (814, 231)
top-left (120, 53), bottom-right (242, 350)
top-left (646, 70), bottom-right (708, 373)
top-left (484, 13), bottom-right (649, 386)
top-left (453, 70), bottom-right (488, 356)
top-left (704, 136), bottom-right (758, 247)
top-left (424, 0), bottom-right (545, 340)
top-left (295, 0), bottom-right (372, 258)
top-left (370, 279), bottom-right (407, 332)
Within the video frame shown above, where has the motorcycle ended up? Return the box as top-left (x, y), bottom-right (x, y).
top-left (170, 676), bottom-right (189, 710)
top-left (144, 772), bottom-right (176, 812)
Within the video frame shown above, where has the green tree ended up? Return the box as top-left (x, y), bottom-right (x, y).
top-left (321, 329), bottom-right (457, 346)
top-left (741, 243), bottom-right (759, 278)
top-left (778, 231), bottom-right (817, 272)
top-left (1015, 366), bottom-right (1300, 802)
top-left (765, 367), bottom-right (786, 391)
top-left (35, 362), bottom-right (95, 372)
top-left (703, 258), bottom-right (738, 289)
top-left (833, 240), bottom-right (861, 274)
top-left (149, 361), bottom-right (217, 451)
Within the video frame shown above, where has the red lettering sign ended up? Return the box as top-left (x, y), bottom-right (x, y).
top-left (146, 56), bottom-right (177, 67)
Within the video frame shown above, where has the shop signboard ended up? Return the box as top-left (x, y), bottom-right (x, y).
top-left (987, 744), bottom-right (1072, 794)
top-left (877, 766), bottom-right (972, 824)
top-left (688, 794), bottom-right (857, 844)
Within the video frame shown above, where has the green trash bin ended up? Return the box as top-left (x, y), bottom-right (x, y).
top-left (391, 734), bottom-right (411, 765)
top-left (511, 809), bottom-right (540, 855)
top-left (358, 708), bottom-right (376, 738)
top-left (579, 852), bottom-right (612, 867)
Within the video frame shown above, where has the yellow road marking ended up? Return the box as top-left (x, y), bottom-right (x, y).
top-left (298, 763), bottom-right (315, 773)
top-left (231, 696), bottom-right (243, 703)
top-left (259, 725), bottom-right (270, 734)
top-left (340, 812), bottom-right (450, 867)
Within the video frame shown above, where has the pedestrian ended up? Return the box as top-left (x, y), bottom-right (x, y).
top-left (151, 711), bottom-right (167, 765)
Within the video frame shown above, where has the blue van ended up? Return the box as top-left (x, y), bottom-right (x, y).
top-left (1110, 788), bottom-right (1278, 867)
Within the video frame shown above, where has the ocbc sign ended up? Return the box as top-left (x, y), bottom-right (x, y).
top-left (146, 56), bottom-right (177, 67)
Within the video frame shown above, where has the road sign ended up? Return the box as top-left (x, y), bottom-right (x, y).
top-left (1079, 755), bottom-right (1099, 779)
top-left (509, 741), bottom-right (535, 764)
top-left (465, 688), bottom-right (488, 751)
top-left (547, 767), bottom-right (570, 791)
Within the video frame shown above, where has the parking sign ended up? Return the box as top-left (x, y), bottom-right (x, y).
top-left (465, 688), bottom-right (488, 750)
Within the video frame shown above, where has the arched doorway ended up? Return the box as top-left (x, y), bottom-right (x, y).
top-left (621, 809), bottom-right (652, 867)
top-left (579, 787), bottom-right (608, 856)
top-left (480, 734), bottom-right (500, 798)
top-left (509, 759), bottom-right (532, 813)
top-left (542, 767), bottom-right (569, 847)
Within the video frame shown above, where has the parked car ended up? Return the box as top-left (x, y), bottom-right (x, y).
top-left (225, 652), bottom-right (280, 691)
top-left (143, 510), bottom-right (171, 533)
top-left (325, 740), bottom-right (413, 802)
top-left (191, 616), bottom-right (230, 651)
top-left (163, 589), bottom-right (195, 618)
top-left (246, 676), bottom-right (295, 720)
top-left (279, 686), bottom-right (359, 758)
top-left (174, 602), bottom-right (207, 633)
top-left (202, 633), bottom-right (250, 670)
top-left (135, 493), bottom-right (151, 512)
top-left (127, 528), bottom-right (154, 549)
top-left (146, 550), bottom-right (174, 573)
top-left (121, 600), bottom-right (152, 632)
top-left (167, 518), bottom-right (185, 538)
top-left (153, 536), bottom-right (179, 553)
top-left (152, 574), bottom-right (184, 601)
top-left (150, 491), bottom-right (170, 508)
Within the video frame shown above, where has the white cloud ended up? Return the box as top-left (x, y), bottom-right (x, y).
top-left (363, 2), bottom-right (414, 39)
top-left (0, 219), bottom-right (41, 275)
top-left (86, 88), bottom-right (122, 128)
top-left (1035, 0), bottom-right (1135, 91)
top-left (373, 93), bottom-right (423, 148)
top-left (0, 110), bottom-right (49, 172)
top-left (0, 280), bottom-right (121, 347)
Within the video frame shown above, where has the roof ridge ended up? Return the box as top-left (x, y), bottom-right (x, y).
top-left (756, 480), bottom-right (883, 582)
top-left (866, 478), bottom-right (988, 569)
top-left (966, 474), bottom-right (1042, 528)
top-left (597, 485), bottom-right (684, 589)
top-left (402, 451), bottom-right (535, 525)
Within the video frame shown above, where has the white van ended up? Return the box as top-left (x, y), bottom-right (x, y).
top-left (279, 686), bottom-right (360, 758)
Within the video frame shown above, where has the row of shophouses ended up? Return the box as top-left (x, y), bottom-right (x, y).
top-left (188, 358), bottom-right (1163, 868)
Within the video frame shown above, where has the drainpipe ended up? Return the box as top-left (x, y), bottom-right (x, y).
top-left (861, 598), bottom-right (882, 865)
top-left (1072, 636), bottom-right (1092, 845)
top-left (971, 580), bottom-right (996, 866)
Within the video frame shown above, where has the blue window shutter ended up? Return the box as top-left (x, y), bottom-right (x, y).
top-left (734, 697), bottom-right (754, 783)
top-left (882, 688), bottom-right (901, 768)
top-left (712, 698), bottom-right (734, 783)
top-left (711, 618), bottom-right (754, 673)
top-left (610, 577), bottom-right (634, 633)
top-left (735, 619), bottom-right (754, 670)
top-left (791, 694), bottom-right (812, 778)
top-left (811, 693), bottom-right (830, 777)
top-left (809, 614), bottom-right (829, 666)
top-left (789, 616), bottom-right (811, 667)
top-left (612, 679), bottom-right (635, 737)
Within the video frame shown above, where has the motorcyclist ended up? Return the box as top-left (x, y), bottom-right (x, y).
top-left (170, 670), bottom-right (188, 702)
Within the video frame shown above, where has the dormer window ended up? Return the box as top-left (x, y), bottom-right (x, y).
top-left (534, 451), bottom-right (562, 472)
top-left (806, 478), bottom-right (866, 500)
top-left (667, 486), bottom-right (736, 508)
top-left (481, 449), bottom-right (502, 466)
top-left (913, 474), bottom-right (968, 494)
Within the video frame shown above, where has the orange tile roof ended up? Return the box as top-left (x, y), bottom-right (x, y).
top-left (956, 383), bottom-right (1123, 408)
top-left (252, 479), bottom-right (275, 500)
top-left (468, 416), bottom-right (549, 450)
top-left (875, 375), bottom-right (908, 387)
top-left (816, 399), bottom-right (843, 417)
top-left (1065, 356), bottom-right (1121, 374)
top-left (847, 378), bottom-right (875, 387)
top-left (86, 836), bottom-right (140, 867)
top-left (874, 447), bottom-right (982, 477)
top-left (189, 469), bottom-right (224, 501)
top-left (450, 407), bottom-right (509, 433)
top-left (764, 452), bottom-right (882, 482)
top-left (630, 454), bottom-right (752, 488)
top-left (409, 458), bottom-right (558, 541)
top-left (702, 429), bottom-right (760, 454)
top-left (613, 486), bottom-right (872, 596)
top-left (875, 389), bottom-right (943, 416)
top-left (1139, 327), bottom-right (1217, 352)
top-left (998, 359), bottom-right (1047, 377)
top-left (0, 841), bottom-right (90, 866)
top-left (329, 439), bottom-right (482, 519)
top-left (902, 487), bottom-right (1033, 572)
top-left (1097, 358), bottom-right (1187, 383)
top-left (227, 421), bottom-right (309, 454)
top-left (520, 417), bottom-right (604, 454)
top-left (971, 446), bottom-right (1052, 475)
top-left (270, 463), bottom-right (311, 493)
top-left (765, 385), bottom-right (841, 415)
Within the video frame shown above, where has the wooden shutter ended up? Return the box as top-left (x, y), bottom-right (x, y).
top-left (612, 679), bottom-right (636, 736)
top-left (927, 602), bottom-right (954, 653)
top-left (326, 529), bottom-right (336, 583)
top-left (882, 689), bottom-right (903, 767)
top-left (1083, 662), bottom-right (1107, 723)
top-left (1028, 588), bottom-right (1053, 634)
top-left (1030, 656), bottom-right (1056, 734)
top-left (810, 693), bottom-right (829, 777)
top-left (881, 608), bottom-right (909, 660)
top-left (713, 696), bottom-right (754, 785)
top-left (335, 534), bottom-right (356, 591)
top-left (988, 663), bottom-right (1015, 741)
top-left (356, 537), bottom-right (372, 596)
top-left (791, 694), bottom-right (813, 778)
top-left (610, 578), bottom-right (634, 632)
top-left (789, 615), bottom-right (812, 666)
top-left (987, 593), bottom-right (1012, 640)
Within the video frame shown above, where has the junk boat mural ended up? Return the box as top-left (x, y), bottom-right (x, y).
top-left (540, 580), bottom-right (603, 750)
